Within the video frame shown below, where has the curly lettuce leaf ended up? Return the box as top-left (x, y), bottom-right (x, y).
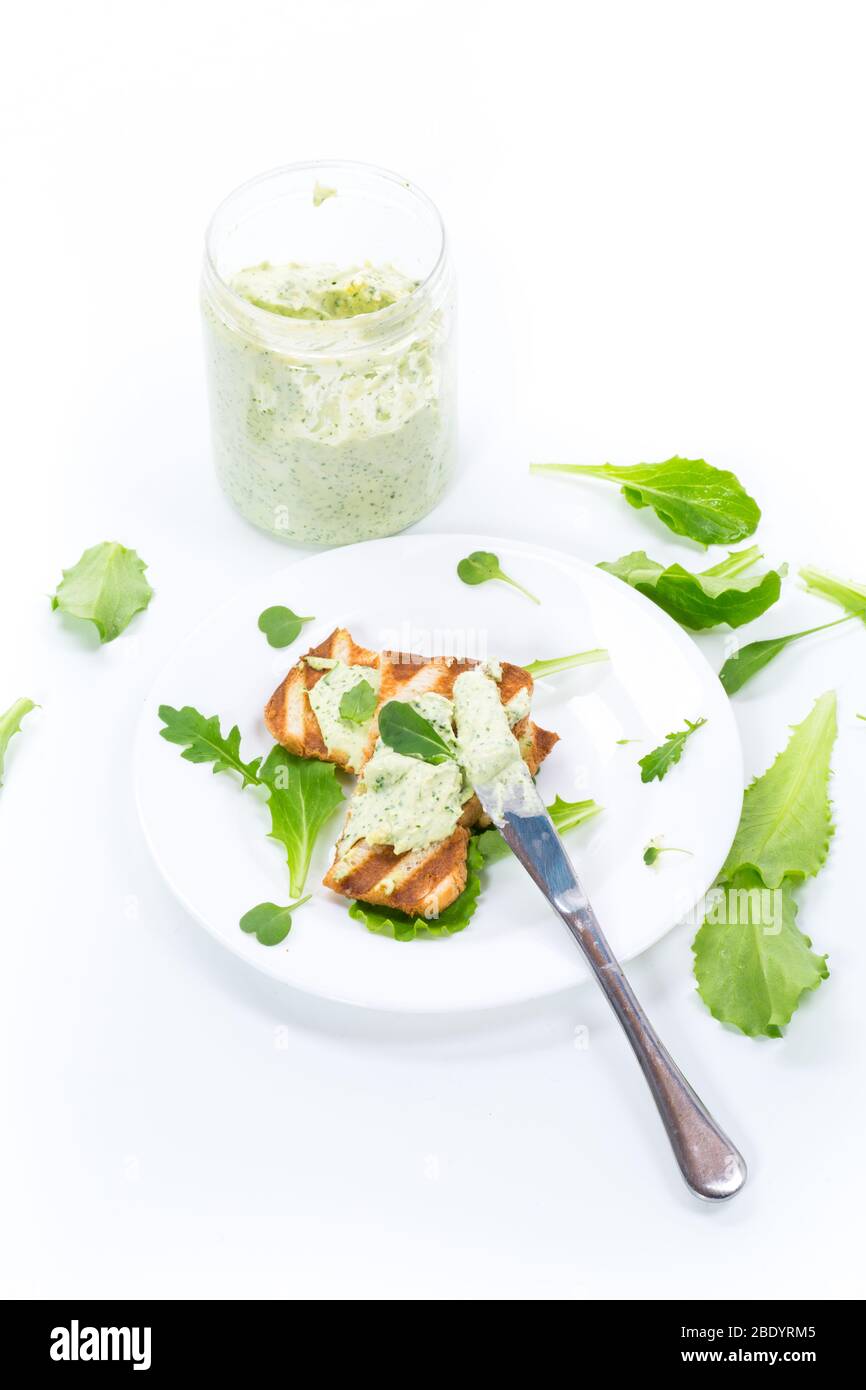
top-left (52, 542), bottom-right (153, 643)
top-left (719, 691), bottom-right (837, 889)
top-left (0, 697), bottom-right (37, 787)
top-left (258, 746), bottom-right (345, 898)
top-left (348, 840), bottom-right (484, 941)
top-left (693, 870), bottom-right (828, 1037)
top-left (599, 545), bottom-right (785, 630)
top-left (532, 457), bottom-right (760, 546)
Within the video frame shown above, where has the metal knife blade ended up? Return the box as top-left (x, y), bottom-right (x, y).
top-left (474, 774), bottom-right (747, 1201)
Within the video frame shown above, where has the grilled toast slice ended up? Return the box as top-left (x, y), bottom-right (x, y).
top-left (321, 647), bottom-right (559, 916)
top-left (263, 627), bottom-right (380, 770)
top-left (324, 826), bottom-right (471, 919)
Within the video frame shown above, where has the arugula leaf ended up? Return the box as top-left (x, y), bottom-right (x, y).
top-left (531, 457), bottom-right (760, 546)
top-left (643, 844), bottom-right (692, 866)
top-left (693, 871), bottom-right (828, 1037)
top-left (475, 795), bottom-right (602, 864)
top-left (638, 718), bottom-right (706, 783)
top-left (51, 542), bottom-right (153, 643)
top-left (719, 615), bottom-right (855, 695)
top-left (349, 840), bottom-right (484, 940)
top-left (158, 706), bottom-right (344, 898)
top-left (258, 746), bottom-right (345, 898)
top-left (377, 700), bottom-right (456, 765)
top-left (457, 551), bottom-right (540, 604)
top-left (599, 546), bottom-right (785, 630)
top-left (240, 896), bottom-right (310, 946)
top-left (799, 566), bottom-right (866, 621)
top-left (0, 697), bottom-right (37, 787)
top-left (339, 679), bottom-right (377, 724)
top-left (524, 649), bottom-right (608, 678)
top-left (718, 691), bottom-right (836, 889)
top-left (158, 705), bottom-right (262, 786)
top-left (257, 607), bottom-right (314, 648)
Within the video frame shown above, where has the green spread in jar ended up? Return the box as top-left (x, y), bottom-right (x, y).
top-left (202, 259), bottom-right (456, 545)
top-left (230, 262), bottom-right (415, 320)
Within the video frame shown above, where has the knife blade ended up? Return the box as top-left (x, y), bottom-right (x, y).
top-left (474, 773), bottom-right (747, 1201)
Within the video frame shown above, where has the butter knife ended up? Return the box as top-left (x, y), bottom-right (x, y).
top-left (476, 779), bottom-right (747, 1201)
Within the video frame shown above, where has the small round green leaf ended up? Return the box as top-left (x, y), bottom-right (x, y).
top-left (238, 899), bottom-right (310, 946)
top-left (257, 607), bottom-right (314, 649)
top-left (457, 551), bottom-right (500, 585)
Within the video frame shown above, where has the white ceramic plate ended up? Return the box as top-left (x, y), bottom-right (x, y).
top-left (134, 534), bottom-right (743, 1011)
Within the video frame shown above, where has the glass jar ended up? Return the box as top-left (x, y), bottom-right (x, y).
top-left (201, 160), bottom-right (457, 545)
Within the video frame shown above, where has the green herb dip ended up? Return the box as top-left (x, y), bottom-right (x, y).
top-left (453, 669), bottom-right (536, 825)
top-left (341, 672), bottom-right (534, 853)
top-left (202, 260), bottom-right (456, 545)
top-left (348, 744), bottom-right (465, 855)
top-left (306, 659), bottom-right (380, 771)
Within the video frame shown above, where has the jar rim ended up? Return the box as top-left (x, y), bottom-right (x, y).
top-left (202, 159), bottom-right (448, 356)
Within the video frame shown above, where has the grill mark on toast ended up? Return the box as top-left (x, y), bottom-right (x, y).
top-left (324, 828), bottom-right (469, 916)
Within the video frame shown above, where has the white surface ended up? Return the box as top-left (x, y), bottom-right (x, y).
top-left (135, 534), bottom-right (743, 1010)
top-left (2, 0), bottom-right (865, 1299)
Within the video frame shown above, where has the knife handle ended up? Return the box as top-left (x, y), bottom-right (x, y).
top-left (559, 899), bottom-right (747, 1201)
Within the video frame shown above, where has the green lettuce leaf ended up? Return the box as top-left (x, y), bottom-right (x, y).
top-left (532, 456), bottom-right (760, 546)
top-left (598, 545), bottom-right (785, 630)
top-left (799, 566), bottom-right (866, 621)
top-left (258, 747), bottom-right (345, 898)
top-left (377, 700), bottom-right (456, 765)
top-left (0, 697), bottom-right (37, 787)
top-left (52, 542), bottom-right (153, 643)
top-left (693, 871), bottom-right (828, 1037)
top-left (719, 691), bottom-right (837, 888)
top-left (718, 616), bottom-right (854, 695)
top-left (339, 679), bottom-right (378, 723)
top-left (348, 839), bottom-right (484, 940)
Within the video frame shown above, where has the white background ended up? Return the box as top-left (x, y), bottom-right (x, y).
top-left (2, 0), bottom-right (865, 1299)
